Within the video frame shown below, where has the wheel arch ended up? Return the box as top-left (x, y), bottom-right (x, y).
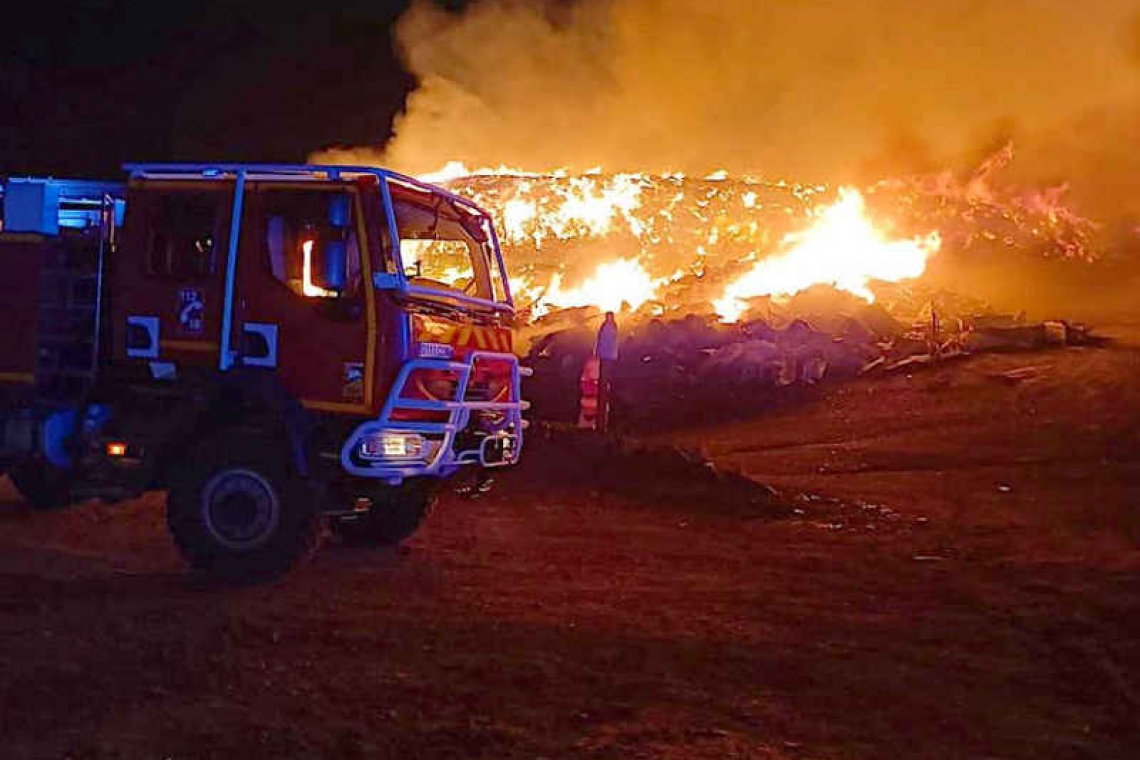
top-left (150, 370), bottom-right (315, 488)
top-left (165, 426), bottom-right (321, 579)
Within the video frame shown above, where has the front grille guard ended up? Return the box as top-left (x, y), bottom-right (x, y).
top-left (340, 350), bottom-right (531, 483)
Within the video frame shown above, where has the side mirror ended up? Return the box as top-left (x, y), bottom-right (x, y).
top-left (328, 192), bottom-right (351, 228)
top-left (311, 239), bottom-right (346, 292)
top-left (304, 193), bottom-right (352, 294)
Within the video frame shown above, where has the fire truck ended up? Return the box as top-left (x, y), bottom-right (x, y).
top-left (0, 164), bottom-right (528, 579)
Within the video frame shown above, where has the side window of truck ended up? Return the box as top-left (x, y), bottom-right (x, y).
top-left (145, 191), bottom-right (224, 279)
top-left (262, 189), bottom-right (362, 299)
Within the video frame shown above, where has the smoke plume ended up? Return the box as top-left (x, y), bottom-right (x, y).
top-left (314, 0), bottom-right (1140, 222)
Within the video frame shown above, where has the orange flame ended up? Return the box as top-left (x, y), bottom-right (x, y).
top-left (539, 258), bottom-right (662, 314)
top-left (421, 165), bottom-right (941, 321)
top-left (713, 188), bottom-right (940, 321)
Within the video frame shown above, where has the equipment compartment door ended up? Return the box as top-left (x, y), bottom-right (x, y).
top-left (234, 183), bottom-right (376, 414)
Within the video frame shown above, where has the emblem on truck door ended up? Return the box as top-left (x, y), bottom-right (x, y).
top-left (177, 287), bottom-right (205, 334)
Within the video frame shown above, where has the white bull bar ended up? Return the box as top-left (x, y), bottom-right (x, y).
top-left (339, 350), bottom-right (531, 484)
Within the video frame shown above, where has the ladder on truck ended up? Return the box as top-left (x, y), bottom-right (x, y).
top-left (0, 179), bottom-right (124, 400)
top-left (34, 194), bottom-right (117, 400)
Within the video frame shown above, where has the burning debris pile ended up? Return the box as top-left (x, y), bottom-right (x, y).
top-left (424, 148), bottom-right (1101, 429)
top-left (432, 144), bottom-right (1098, 327)
top-left (867, 143), bottom-right (1100, 264)
top-left (309, 0), bottom-right (1127, 430)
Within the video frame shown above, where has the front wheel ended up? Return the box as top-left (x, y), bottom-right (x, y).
top-left (333, 479), bottom-right (439, 546)
top-left (166, 440), bottom-right (320, 580)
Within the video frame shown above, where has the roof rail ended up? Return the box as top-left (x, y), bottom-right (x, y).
top-left (121, 163), bottom-right (489, 214)
top-left (123, 162), bottom-right (389, 182)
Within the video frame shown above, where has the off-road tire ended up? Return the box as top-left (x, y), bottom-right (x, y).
top-left (8, 460), bottom-right (71, 510)
top-left (334, 479), bottom-right (439, 546)
top-left (166, 438), bottom-right (320, 580)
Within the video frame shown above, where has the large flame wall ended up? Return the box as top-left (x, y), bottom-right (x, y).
top-left (437, 155), bottom-right (1098, 322)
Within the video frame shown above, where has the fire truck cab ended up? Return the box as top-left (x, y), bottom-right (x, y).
top-left (0, 164), bottom-right (528, 579)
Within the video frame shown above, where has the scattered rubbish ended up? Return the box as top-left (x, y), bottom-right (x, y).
top-left (1043, 321), bottom-right (1067, 345)
top-left (523, 283), bottom-right (1096, 428)
top-left (988, 366), bottom-right (1042, 384)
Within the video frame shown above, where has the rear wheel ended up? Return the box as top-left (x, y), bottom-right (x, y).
top-left (8, 460), bottom-right (71, 510)
top-left (166, 439), bottom-right (319, 580)
top-left (333, 479), bottom-right (439, 546)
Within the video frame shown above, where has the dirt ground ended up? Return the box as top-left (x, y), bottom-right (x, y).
top-left (2, 328), bottom-right (1139, 759)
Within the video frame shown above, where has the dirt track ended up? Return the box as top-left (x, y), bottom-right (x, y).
top-left (2, 329), bottom-right (1139, 759)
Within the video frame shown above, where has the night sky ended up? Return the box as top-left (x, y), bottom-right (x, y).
top-left (0, 0), bottom-right (470, 179)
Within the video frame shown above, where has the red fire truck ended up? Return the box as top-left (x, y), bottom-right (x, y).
top-left (0, 164), bottom-right (528, 579)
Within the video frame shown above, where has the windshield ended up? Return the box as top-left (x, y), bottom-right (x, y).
top-left (392, 194), bottom-right (507, 305)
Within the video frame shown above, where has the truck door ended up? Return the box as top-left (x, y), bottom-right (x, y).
top-left (233, 183), bottom-right (377, 414)
top-left (113, 181), bottom-right (232, 371)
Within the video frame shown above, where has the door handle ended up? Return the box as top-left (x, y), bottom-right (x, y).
top-left (125, 315), bottom-right (159, 358)
top-left (241, 322), bottom-right (278, 368)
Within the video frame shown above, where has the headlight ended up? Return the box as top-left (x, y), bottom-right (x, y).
top-left (359, 431), bottom-right (425, 461)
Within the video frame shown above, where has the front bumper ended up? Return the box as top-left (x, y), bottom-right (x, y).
top-left (339, 350), bottom-right (530, 484)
